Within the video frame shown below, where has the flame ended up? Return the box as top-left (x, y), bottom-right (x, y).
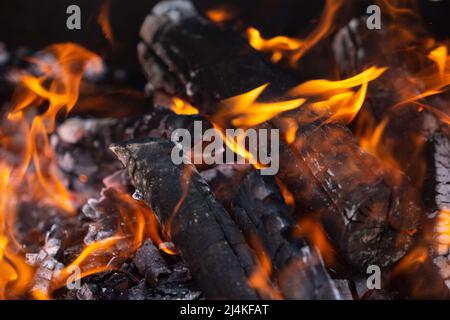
top-left (296, 218), bottom-right (337, 266)
top-left (392, 246), bottom-right (428, 276)
top-left (245, 0), bottom-right (343, 64)
top-left (50, 188), bottom-right (160, 295)
top-left (434, 207), bottom-right (450, 256)
top-left (275, 177), bottom-right (295, 207)
top-left (205, 6), bottom-right (236, 24)
top-left (246, 27), bottom-right (303, 63)
top-left (247, 236), bottom-right (282, 299)
top-left (214, 84), bottom-right (305, 128)
top-left (395, 45), bottom-right (450, 107)
top-left (168, 97), bottom-right (199, 115)
top-left (290, 66), bottom-right (387, 123)
top-left (428, 45), bottom-right (448, 78)
top-left (0, 43), bottom-right (102, 299)
top-left (98, 0), bottom-right (114, 45)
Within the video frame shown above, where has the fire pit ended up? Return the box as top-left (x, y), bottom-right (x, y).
top-left (0, 0), bottom-right (449, 300)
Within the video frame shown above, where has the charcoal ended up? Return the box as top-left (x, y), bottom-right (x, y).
top-left (133, 239), bottom-right (171, 286)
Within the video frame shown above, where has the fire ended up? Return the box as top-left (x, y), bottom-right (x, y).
top-left (205, 6), bottom-right (236, 24)
top-left (395, 45), bottom-right (450, 107)
top-left (275, 177), bottom-right (295, 207)
top-left (289, 66), bottom-right (387, 123)
top-left (392, 246), bottom-right (428, 276)
top-left (296, 218), bottom-right (337, 267)
top-left (245, 0), bottom-right (343, 64)
top-left (247, 236), bottom-right (282, 299)
top-left (0, 43), bottom-right (102, 299)
top-left (98, 0), bottom-right (114, 45)
top-left (50, 188), bottom-right (161, 296)
top-left (168, 97), bottom-right (199, 115)
top-left (434, 207), bottom-right (450, 256)
top-left (428, 45), bottom-right (448, 78)
top-left (214, 84), bottom-right (305, 128)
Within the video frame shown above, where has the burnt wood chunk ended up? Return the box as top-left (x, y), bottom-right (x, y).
top-left (232, 170), bottom-right (342, 300)
top-left (110, 138), bottom-right (259, 299)
top-left (133, 239), bottom-right (171, 286)
top-left (137, 0), bottom-right (420, 269)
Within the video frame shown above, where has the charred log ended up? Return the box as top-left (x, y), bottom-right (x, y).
top-left (110, 138), bottom-right (259, 299)
top-left (232, 170), bottom-right (342, 299)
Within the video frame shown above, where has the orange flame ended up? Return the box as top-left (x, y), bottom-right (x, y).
top-left (289, 66), bottom-right (387, 123)
top-left (392, 246), bottom-right (428, 276)
top-left (0, 43), bottom-right (101, 299)
top-left (246, 0), bottom-right (343, 64)
top-left (49, 188), bottom-right (162, 296)
top-left (395, 45), bottom-right (450, 107)
top-left (247, 236), bottom-right (282, 299)
top-left (214, 83), bottom-right (305, 128)
top-left (98, 0), bottom-right (114, 45)
top-left (296, 218), bottom-right (337, 267)
top-left (434, 207), bottom-right (450, 256)
top-left (428, 45), bottom-right (448, 78)
top-left (205, 6), bottom-right (236, 24)
top-left (168, 97), bottom-right (199, 115)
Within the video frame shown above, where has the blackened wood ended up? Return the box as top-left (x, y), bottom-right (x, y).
top-left (232, 170), bottom-right (342, 299)
top-left (133, 239), bottom-right (171, 286)
top-left (200, 164), bottom-right (253, 210)
top-left (138, 0), bottom-right (420, 269)
top-left (110, 138), bottom-right (259, 299)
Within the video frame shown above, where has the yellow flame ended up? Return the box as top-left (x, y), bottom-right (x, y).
top-left (215, 84), bottom-right (305, 128)
top-left (246, 0), bottom-right (343, 64)
top-left (168, 97), bottom-right (199, 115)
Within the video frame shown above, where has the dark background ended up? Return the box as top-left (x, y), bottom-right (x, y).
top-left (0, 0), bottom-right (448, 80)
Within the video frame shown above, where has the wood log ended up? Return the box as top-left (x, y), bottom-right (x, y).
top-left (232, 170), bottom-right (342, 299)
top-left (137, 0), bottom-right (420, 270)
top-left (110, 138), bottom-right (259, 299)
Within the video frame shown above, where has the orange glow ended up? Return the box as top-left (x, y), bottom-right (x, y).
top-left (434, 207), bottom-right (450, 256)
top-left (50, 188), bottom-right (161, 293)
top-left (359, 117), bottom-right (389, 157)
top-left (275, 177), bottom-right (295, 207)
top-left (296, 218), bottom-right (337, 266)
top-left (168, 97), bottom-right (199, 115)
top-left (98, 0), bottom-right (114, 45)
top-left (392, 246), bottom-right (428, 276)
top-left (246, 0), bottom-right (343, 64)
top-left (205, 7), bottom-right (235, 23)
top-left (248, 236), bottom-right (282, 299)
top-left (394, 45), bottom-right (449, 107)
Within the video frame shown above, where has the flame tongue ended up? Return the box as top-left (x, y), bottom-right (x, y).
top-left (0, 43), bottom-right (102, 299)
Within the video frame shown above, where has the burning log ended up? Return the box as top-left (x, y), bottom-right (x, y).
top-left (232, 170), bottom-right (342, 299)
top-left (110, 138), bottom-right (259, 299)
top-left (137, 0), bottom-right (420, 269)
